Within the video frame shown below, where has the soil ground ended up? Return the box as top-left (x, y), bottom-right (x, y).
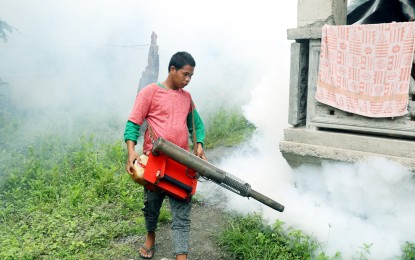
top-left (151, 194), bottom-right (230, 260)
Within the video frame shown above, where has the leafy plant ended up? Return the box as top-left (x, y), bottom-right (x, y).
top-left (0, 136), bottom-right (171, 259)
top-left (355, 242), bottom-right (373, 260)
top-left (218, 213), bottom-right (339, 260)
top-left (204, 106), bottom-right (255, 149)
top-left (2, 109), bottom-right (415, 259)
top-left (402, 241), bottom-right (415, 260)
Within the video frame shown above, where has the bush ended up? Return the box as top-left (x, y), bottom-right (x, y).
top-left (204, 107), bottom-right (255, 149)
top-left (402, 242), bottom-right (415, 260)
top-left (218, 213), bottom-right (339, 260)
top-left (0, 136), bottom-right (171, 259)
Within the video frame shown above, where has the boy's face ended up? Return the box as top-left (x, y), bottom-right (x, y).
top-left (171, 65), bottom-right (194, 90)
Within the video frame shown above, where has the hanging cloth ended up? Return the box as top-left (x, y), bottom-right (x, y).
top-left (316, 22), bottom-right (415, 117)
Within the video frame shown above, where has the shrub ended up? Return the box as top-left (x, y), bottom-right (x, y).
top-left (0, 136), bottom-right (166, 259)
top-left (218, 213), bottom-right (338, 260)
top-left (204, 107), bottom-right (255, 149)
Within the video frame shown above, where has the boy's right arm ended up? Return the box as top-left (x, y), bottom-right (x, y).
top-left (124, 120), bottom-right (141, 175)
top-left (126, 140), bottom-right (139, 175)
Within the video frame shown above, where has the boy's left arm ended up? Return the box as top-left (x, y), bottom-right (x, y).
top-left (187, 109), bottom-right (206, 160)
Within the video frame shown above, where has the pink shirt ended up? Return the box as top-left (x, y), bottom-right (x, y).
top-left (128, 83), bottom-right (192, 154)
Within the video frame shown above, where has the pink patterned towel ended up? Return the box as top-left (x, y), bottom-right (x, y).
top-left (316, 22), bottom-right (415, 118)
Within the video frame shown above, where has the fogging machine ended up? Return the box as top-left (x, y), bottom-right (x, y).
top-left (144, 137), bottom-right (284, 212)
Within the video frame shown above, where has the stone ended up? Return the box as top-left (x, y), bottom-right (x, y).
top-left (137, 31), bottom-right (159, 92)
top-left (297, 0), bottom-right (347, 27)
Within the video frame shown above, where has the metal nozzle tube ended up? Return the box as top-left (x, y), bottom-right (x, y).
top-left (152, 137), bottom-right (285, 212)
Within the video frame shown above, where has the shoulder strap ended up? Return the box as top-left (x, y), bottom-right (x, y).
top-left (147, 122), bottom-right (156, 144)
top-left (191, 100), bottom-right (197, 155)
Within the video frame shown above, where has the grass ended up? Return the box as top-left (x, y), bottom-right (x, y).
top-left (204, 106), bottom-right (255, 149)
top-left (1, 107), bottom-right (415, 259)
top-left (403, 242), bottom-right (415, 260)
top-left (0, 135), bottom-right (171, 259)
top-left (218, 213), bottom-right (340, 260)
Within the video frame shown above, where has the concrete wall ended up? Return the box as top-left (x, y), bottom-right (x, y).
top-left (297, 0), bottom-right (347, 27)
top-left (281, 0), bottom-right (415, 171)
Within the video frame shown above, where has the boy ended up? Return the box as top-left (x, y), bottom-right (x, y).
top-left (124, 51), bottom-right (206, 259)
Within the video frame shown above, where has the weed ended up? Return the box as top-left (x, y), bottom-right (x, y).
top-left (402, 242), bottom-right (415, 260)
top-left (0, 136), bottom-right (154, 258)
top-left (2, 107), bottom-right (415, 259)
top-left (218, 213), bottom-right (339, 260)
top-left (204, 106), bottom-right (255, 149)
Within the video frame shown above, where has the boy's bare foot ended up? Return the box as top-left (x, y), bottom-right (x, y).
top-left (176, 254), bottom-right (187, 260)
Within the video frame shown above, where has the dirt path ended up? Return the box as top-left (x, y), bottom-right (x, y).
top-left (153, 193), bottom-right (230, 260)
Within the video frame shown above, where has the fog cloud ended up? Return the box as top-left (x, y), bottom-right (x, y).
top-left (5, 1), bottom-right (413, 259)
top-left (0, 0), bottom-right (296, 125)
top-left (210, 60), bottom-right (415, 259)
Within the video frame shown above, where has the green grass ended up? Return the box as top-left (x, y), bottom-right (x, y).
top-left (0, 136), bottom-right (170, 259)
top-left (218, 213), bottom-right (341, 260)
top-left (1, 107), bottom-right (415, 259)
top-left (402, 242), bottom-right (415, 260)
top-left (218, 213), bottom-right (415, 260)
top-left (204, 107), bottom-right (255, 149)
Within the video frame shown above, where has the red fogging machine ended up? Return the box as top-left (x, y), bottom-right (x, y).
top-left (131, 137), bottom-right (285, 212)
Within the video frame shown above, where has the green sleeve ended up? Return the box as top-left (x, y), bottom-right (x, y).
top-left (187, 109), bottom-right (206, 147)
top-left (124, 120), bottom-right (141, 144)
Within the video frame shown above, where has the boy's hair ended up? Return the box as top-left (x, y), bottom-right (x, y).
top-left (168, 51), bottom-right (196, 72)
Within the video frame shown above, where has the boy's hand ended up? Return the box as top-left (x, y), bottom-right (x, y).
top-left (126, 140), bottom-right (139, 175)
top-left (196, 143), bottom-right (207, 161)
top-left (126, 150), bottom-right (140, 175)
